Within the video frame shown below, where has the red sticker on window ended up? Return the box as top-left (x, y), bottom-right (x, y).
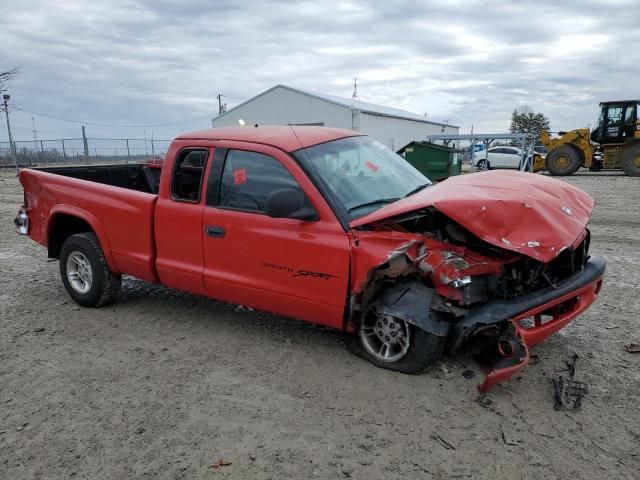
top-left (233, 168), bottom-right (247, 185)
top-left (365, 160), bottom-right (380, 172)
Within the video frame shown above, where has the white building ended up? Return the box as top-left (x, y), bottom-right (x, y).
top-left (211, 84), bottom-right (459, 150)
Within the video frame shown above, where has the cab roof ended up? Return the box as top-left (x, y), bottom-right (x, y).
top-left (599, 100), bottom-right (640, 106)
top-left (176, 125), bottom-right (361, 152)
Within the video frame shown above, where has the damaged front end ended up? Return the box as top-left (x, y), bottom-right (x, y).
top-left (349, 204), bottom-right (605, 391)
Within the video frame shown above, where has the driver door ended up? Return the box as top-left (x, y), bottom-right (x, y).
top-left (201, 142), bottom-right (350, 329)
top-left (602, 105), bottom-right (624, 142)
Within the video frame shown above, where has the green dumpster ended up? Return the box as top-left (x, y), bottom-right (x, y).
top-left (397, 141), bottom-right (461, 181)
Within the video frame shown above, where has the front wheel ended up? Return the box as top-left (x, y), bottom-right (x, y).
top-left (477, 159), bottom-right (490, 170)
top-left (353, 302), bottom-right (445, 374)
top-left (59, 233), bottom-right (121, 307)
top-left (545, 145), bottom-right (581, 176)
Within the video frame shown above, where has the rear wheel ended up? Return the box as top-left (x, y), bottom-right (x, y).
top-left (59, 233), bottom-right (121, 307)
top-left (621, 144), bottom-right (640, 176)
top-left (352, 300), bottom-right (445, 374)
top-left (545, 145), bottom-right (582, 176)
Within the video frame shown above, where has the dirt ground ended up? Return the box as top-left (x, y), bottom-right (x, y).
top-left (0, 168), bottom-right (638, 480)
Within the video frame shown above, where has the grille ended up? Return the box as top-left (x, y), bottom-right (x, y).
top-left (498, 230), bottom-right (590, 297)
top-left (544, 231), bottom-right (590, 285)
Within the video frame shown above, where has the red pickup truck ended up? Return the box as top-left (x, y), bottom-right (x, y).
top-left (15, 126), bottom-right (605, 390)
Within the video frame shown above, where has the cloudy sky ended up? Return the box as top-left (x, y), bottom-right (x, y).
top-left (1, 0), bottom-right (637, 142)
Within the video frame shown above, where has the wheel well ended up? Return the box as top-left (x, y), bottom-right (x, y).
top-left (622, 138), bottom-right (640, 151)
top-left (48, 214), bottom-right (94, 259)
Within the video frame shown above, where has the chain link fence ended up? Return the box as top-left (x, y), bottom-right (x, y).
top-left (0, 138), bottom-right (172, 167)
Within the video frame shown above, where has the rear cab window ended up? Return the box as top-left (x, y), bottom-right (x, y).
top-left (171, 148), bottom-right (208, 202)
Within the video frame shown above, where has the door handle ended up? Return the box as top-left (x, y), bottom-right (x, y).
top-left (206, 226), bottom-right (225, 238)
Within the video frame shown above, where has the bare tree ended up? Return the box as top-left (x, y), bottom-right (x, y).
top-left (0, 60), bottom-right (20, 93)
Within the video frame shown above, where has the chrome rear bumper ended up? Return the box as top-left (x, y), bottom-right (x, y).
top-left (14, 208), bottom-right (28, 235)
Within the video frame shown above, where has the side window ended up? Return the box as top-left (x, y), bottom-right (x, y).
top-left (171, 149), bottom-right (208, 202)
top-left (624, 105), bottom-right (635, 124)
top-left (218, 150), bottom-right (305, 214)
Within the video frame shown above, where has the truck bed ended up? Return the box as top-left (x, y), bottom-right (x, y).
top-left (35, 163), bottom-right (162, 194)
top-left (19, 165), bottom-right (160, 282)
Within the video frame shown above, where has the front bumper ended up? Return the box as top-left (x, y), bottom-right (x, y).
top-left (450, 255), bottom-right (606, 391)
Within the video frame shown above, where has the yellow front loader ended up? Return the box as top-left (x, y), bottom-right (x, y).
top-left (540, 100), bottom-right (640, 177)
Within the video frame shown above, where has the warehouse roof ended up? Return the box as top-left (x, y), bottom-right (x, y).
top-left (215, 84), bottom-right (459, 128)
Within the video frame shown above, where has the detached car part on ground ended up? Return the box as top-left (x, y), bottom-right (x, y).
top-left (14, 126), bottom-right (605, 391)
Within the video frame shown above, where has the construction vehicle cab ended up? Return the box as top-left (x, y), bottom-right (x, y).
top-left (542, 100), bottom-right (640, 177)
top-left (591, 101), bottom-right (638, 144)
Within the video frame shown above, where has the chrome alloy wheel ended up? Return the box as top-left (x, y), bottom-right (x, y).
top-left (66, 251), bottom-right (93, 294)
top-left (359, 306), bottom-right (411, 363)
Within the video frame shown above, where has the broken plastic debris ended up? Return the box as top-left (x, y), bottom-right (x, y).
top-left (235, 304), bottom-right (254, 312)
top-left (552, 354), bottom-right (587, 411)
top-left (625, 342), bottom-right (640, 353)
top-left (210, 459), bottom-right (232, 469)
top-left (475, 394), bottom-right (493, 406)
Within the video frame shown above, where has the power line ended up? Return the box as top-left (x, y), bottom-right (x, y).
top-left (11, 105), bottom-right (214, 128)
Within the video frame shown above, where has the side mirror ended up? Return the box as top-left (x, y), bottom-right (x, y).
top-left (264, 188), bottom-right (319, 221)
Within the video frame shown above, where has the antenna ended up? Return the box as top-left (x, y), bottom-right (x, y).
top-left (288, 123), bottom-right (305, 149)
top-left (352, 77), bottom-right (358, 100)
top-left (288, 123), bottom-right (317, 176)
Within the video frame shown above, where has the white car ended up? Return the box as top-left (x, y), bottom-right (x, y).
top-left (473, 146), bottom-right (531, 171)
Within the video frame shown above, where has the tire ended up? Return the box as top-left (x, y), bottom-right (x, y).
top-left (349, 299), bottom-right (445, 374)
top-left (59, 232), bottom-right (121, 307)
top-left (621, 144), bottom-right (640, 177)
top-left (545, 145), bottom-right (582, 176)
top-left (477, 159), bottom-right (490, 170)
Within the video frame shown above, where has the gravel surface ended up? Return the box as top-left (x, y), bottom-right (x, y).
top-left (1, 168), bottom-right (638, 479)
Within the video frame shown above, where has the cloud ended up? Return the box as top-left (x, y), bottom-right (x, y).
top-left (1, 0), bottom-right (637, 140)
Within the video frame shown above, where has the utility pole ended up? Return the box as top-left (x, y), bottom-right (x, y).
top-left (2, 94), bottom-right (17, 172)
top-left (81, 125), bottom-right (89, 159)
top-left (31, 117), bottom-right (39, 166)
top-left (217, 93), bottom-right (226, 115)
top-left (352, 77), bottom-right (358, 100)
top-left (31, 117), bottom-right (38, 147)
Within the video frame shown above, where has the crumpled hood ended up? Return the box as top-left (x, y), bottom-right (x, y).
top-left (350, 170), bottom-right (594, 263)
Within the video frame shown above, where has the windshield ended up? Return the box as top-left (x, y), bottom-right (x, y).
top-left (295, 136), bottom-right (431, 219)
